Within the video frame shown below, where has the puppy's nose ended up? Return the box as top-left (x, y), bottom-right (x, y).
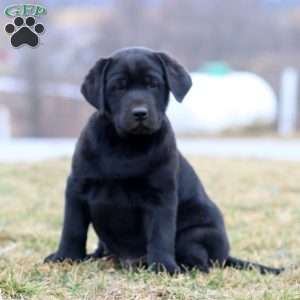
top-left (132, 106), bottom-right (148, 121)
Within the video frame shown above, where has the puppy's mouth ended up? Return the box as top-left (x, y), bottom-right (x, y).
top-left (114, 114), bottom-right (161, 137)
top-left (128, 124), bottom-right (154, 135)
top-left (115, 123), bottom-right (157, 137)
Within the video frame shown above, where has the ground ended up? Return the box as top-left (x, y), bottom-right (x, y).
top-left (0, 157), bottom-right (299, 300)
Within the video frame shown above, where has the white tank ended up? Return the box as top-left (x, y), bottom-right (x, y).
top-left (167, 72), bottom-right (277, 134)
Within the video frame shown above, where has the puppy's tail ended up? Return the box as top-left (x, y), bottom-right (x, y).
top-left (224, 256), bottom-right (284, 275)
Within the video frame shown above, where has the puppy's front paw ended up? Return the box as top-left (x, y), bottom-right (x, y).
top-left (148, 259), bottom-right (180, 275)
top-left (44, 252), bottom-right (85, 263)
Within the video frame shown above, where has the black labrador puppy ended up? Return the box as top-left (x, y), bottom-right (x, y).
top-left (45, 47), bottom-right (282, 275)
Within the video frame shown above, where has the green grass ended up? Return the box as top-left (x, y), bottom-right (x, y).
top-left (0, 157), bottom-right (299, 299)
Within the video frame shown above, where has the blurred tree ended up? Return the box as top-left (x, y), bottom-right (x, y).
top-left (21, 49), bottom-right (42, 137)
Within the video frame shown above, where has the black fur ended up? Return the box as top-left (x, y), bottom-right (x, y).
top-left (45, 47), bottom-right (283, 275)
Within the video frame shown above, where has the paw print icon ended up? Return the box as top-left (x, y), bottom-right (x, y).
top-left (5, 16), bottom-right (44, 48)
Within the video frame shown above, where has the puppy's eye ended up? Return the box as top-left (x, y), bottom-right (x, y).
top-left (145, 77), bottom-right (159, 88)
top-left (113, 79), bottom-right (127, 91)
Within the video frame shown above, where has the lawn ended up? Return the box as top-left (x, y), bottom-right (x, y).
top-left (0, 157), bottom-right (299, 300)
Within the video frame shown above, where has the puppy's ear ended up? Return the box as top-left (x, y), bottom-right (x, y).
top-left (156, 52), bottom-right (192, 102)
top-left (81, 58), bottom-right (110, 112)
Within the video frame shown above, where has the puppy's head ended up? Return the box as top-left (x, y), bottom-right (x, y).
top-left (81, 47), bottom-right (192, 136)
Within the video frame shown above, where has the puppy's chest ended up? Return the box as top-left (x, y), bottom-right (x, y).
top-left (87, 180), bottom-right (149, 254)
top-left (86, 177), bottom-right (152, 206)
top-left (99, 151), bottom-right (156, 179)
top-left (96, 136), bottom-right (169, 179)
top-left (86, 178), bottom-right (154, 232)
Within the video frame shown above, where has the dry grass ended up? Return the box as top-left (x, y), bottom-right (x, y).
top-left (0, 157), bottom-right (299, 299)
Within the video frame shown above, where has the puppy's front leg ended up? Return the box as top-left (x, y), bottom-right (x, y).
top-left (44, 176), bottom-right (90, 263)
top-left (144, 188), bottom-right (179, 274)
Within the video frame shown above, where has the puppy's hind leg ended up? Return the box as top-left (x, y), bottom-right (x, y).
top-left (176, 242), bottom-right (210, 273)
top-left (175, 226), bottom-right (230, 273)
